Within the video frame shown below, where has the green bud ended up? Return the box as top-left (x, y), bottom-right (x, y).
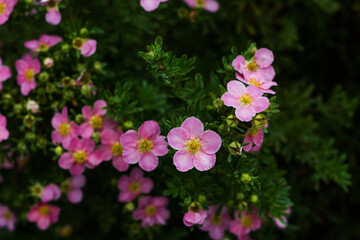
top-left (218, 124), bottom-right (226, 133)
top-left (236, 193), bottom-right (245, 200)
top-left (226, 114), bottom-right (239, 128)
top-left (241, 173), bottom-right (252, 184)
top-left (238, 201), bottom-right (248, 211)
top-left (123, 121), bottom-right (133, 129)
top-left (55, 146), bottom-right (63, 156)
top-left (124, 202), bottom-right (135, 212)
top-left (63, 91), bottom-right (75, 101)
top-left (17, 142), bottom-right (27, 152)
top-left (75, 114), bottom-right (84, 124)
top-left (61, 44), bottom-right (70, 52)
top-left (25, 132), bottom-right (36, 141)
top-left (81, 84), bottom-right (92, 97)
top-left (39, 72), bottom-right (49, 82)
top-left (23, 114), bottom-right (36, 128)
top-left (198, 195), bottom-right (207, 204)
top-left (80, 27), bottom-right (89, 36)
top-left (253, 114), bottom-right (267, 128)
top-left (228, 141), bottom-right (242, 155)
top-left (61, 77), bottom-right (72, 87)
top-left (37, 138), bottom-right (47, 149)
top-left (93, 61), bottom-right (103, 72)
top-left (13, 104), bottom-right (23, 114)
top-left (72, 38), bottom-right (84, 49)
top-left (250, 194), bottom-right (258, 203)
top-left (213, 98), bottom-right (224, 109)
top-left (2, 93), bottom-right (12, 103)
top-left (91, 131), bottom-right (101, 143)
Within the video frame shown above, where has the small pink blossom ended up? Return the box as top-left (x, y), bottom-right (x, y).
top-left (79, 100), bottom-right (108, 138)
top-left (96, 129), bottom-right (129, 172)
top-left (0, 204), bottom-right (16, 231)
top-left (117, 167), bottom-right (153, 202)
top-left (61, 175), bottom-right (86, 204)
top-left (230, 209), bottom-right (262, 239)
top-left (132, 196), bottom-right (170, 227)
top-left (183, 202), bottom-right (207, 227)
top-left (26, 100), bottom-right (40, 113)
top-left (167, 116), bottom-right (222, 172)
top-left (27, 202), bottom-right (60, 230)
top-left (15, 54), bottom-right (41, 96)
top-left (221, 81), bottom-right (269, 122)
top-left (80, 39), bottom-right (97, 57)
top-left (232, 48), bottom-right (275, 82)
top-left (41, 0), bottom-right (62, 25)
top-left (58, 138), bottom-right (102, 175)
top-left (0, 57), bottom-right (11, 90)
top-left (199, 206), bottom-right (231, 240)
top-left (51, 107), bottom-right (79, 148)
top-left (120, 121), bottom-right (168, 172)
top-left (184, 0), bottom-right (219, 12)
top-left (140, 0), bottom-right (167, 12)
top-left (25, 34), bottom-right (63, 52)
top-left (0, 114), bottom-right (9, 142)
top-left (0, 0), bottom-right (18, 25)
top-left (41, 184), bottom-right (61, 202)
top-left (243, 127), bottom-right (264, 152)
top-left (235, 72), bottom-right (277, 94)
top-left (272, 207), bottom-right (291, 229)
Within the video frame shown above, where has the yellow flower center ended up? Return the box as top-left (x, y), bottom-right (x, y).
top-left (145, 205), bottom-right (157, 217)
top-left (0, 3), bottom-right (6, 14)
top-left (211, 215), bottom-right (222, 225)
top-left (186, 138), bottom-right (201, 155)
top-left (240, 93), bottom-right (253, 105)
top-left (138, 139), bottom-right (153, 152)
top-left (24, 69), bottom-right (35, 81)
top-left (195, 0), bottom-right (205, 7)
top-left (241, 215), bottom-right (253, 227)
top-left (128, 182), bottom-right (140, 193)
top-left (61, 181), bottom-right (72, 193)
top-left (38, 43), bottom-right (49, 51)
top-left (58, 123), bottom-right (70, 136)
top-left (3, 211), bottom-right (12, 220)
top-left (247, 62), bottom-right (259, 72)
top-left (111, 141), bottom-right (123, 156)
top-left (90, 115), bottom-right (103, 129)
top-left (74, 151), bottom-right (87, 163)
top-left (249, 78), bottom-right (261, 87)
top-left (39, 206), bottom-right (50, 216)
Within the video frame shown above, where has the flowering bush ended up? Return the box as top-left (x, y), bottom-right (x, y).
top-left (0, 0), bottom-right (358, 239)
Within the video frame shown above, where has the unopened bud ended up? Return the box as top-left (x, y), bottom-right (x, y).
top-left (93, 61), bottom-right (103, 72)
top-left (124, 202), bottom-right (135, 211)
top-left (250, 194), bottom-right (258, 203)
top-left (61, 77), bottom-right (72, 87)
top-left (75, 114), bottom-right (84, 124)
top-left (13, 104), bottom-right (23, 114)
top-left (80, 28), bottom-right (88, 36)
top-left (91, 131), bottom-right (101, 143)
top-left (123, 121), bottom-right (133, 129)
top-left (254, 114), bottom-right (267, 128)
top-left (37, 138), bottom-right (47, 148)
top-left (236, 193), bottom-right (245, 200)
top-left (43, 57), bottom-right (54, 68)
top-left (72, 38), bottom-right (84, 49)
top-left (25, 132), bottom-right (36, 141)
top-left (26, 100), bottom-right (39, 114)
top-left (81, 84), bottom-right (92, 97)
top-left (238, 201), bottom-right (248, 211)
top-left (17, 142), bottom-right (27, 152)
top-left (228, 141), bottom-right (242, 155)
top-left (226, 114), bottom-right (239, 128)
top-left (39, 72), bottom-right (49, 82)
top-left (61, 44), bottom-right (70, 52)
top-left (241, 173), bottom-right (251, 184)
top-left (213, 98), bottom-right (223, 109)
top-left (23, 114), bottom-right (36, 128)
top-left (55, 146), bottom-right (63, 156)
top-left (2, 93), bottom-right (12, 103)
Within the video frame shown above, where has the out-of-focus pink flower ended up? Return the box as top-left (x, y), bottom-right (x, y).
top-left (15, 54), bottom-right (41, 96)
top-left (51, 107), bottom-right (79, 148)
top-left (58, 138), bottom-right (101, 175)
top-left (271, 207), bottom-right (291, 229)
top-left (96, 129), bottom-right (129, 172)
top-left (230, 209), bottom-right (262, 239)
top-left (80, 39), bottom-right (97, 57)
top-left (140, 0), bottom-right (167, 12)
top-left (27, 202), bottom-right (60, 230)
top-left (120, 121), bottom-right (168, 172)
top-left (132, 196), bottom-right (170, 227)
top-left (183, 202), bottom-right (207, 227)
top-left (0, 204), bottom-right (16, 231)
top-left (41, 0), bottom-right (62, 25)
top-left (79, 100), bottom-right (108, 138)
top-left (0, 114), bottom-right (9, 142)
top-left (199, 206), bottom-right (231, 240)
top-left (61, 175), bottom-right (86, 204)
top-left (183, 0), bottom-right (219, 12)
top-left (43, 57), bottom-right (54, 68)
top-left (167, 116), bottom-right (221, 172)
top-left (0, 57), bottom-right (11, 90)
top-left (243, 127), bottom-right (264, 152)
top-left (117, 167), bottom-right (153, 202)
top-left (0, 0), bottom-right (18, 25)
top-left (25, 34), bottom-right (63, 52)
top-left (41, 184), bottom-right (61, 202)
top-left (26, 100), bottom-right (40, 113)
top-left (221, 81), bottom-right (269, 122)
top-left (232, 48), bottom-right (275, 82)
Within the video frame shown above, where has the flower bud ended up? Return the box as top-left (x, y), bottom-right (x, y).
top-left (81, 84), bottom-right (92, 97)
top-left (63, 91), bottom-right (75, 101)
top-left (2, 93), bottom-right (12, 103)
top-left (25, 132), bottom-right (36, 141)
top-left (23, 114), bottom-right (36, 128)
top-left (236, 193), bottom-right (245, 200)
top-left (226, 114), bottom-right (239, 127)
top-left (36, 138), bottom-right (47, 149)
top-left (241, 173), bottom-right (251, 184)
top-left (177, 7), bottom-right (188, 18)
top-left (93, 61), bottom-right (103, 72)
top-left (228, 141), bottom-right (242, 155)
top-left (39, 72), bottom-right (49, 82)
top-left (43, 57), bottom-right (54, 68)
top-left (238, 201), bottom-right (248, 211)
top-left (29, 183), bottom-right (43, 198)
top-left (75, 114), bottom-right (85, 124)
top-left (123, 121), bottom-right (133, 130)
top-left (26, 100), bottom-right (39, 114)
top-left (198, 195), bottom-right (206, 204)
top-left (61, 77), bottom-right (72, 87)
top-left (213, 98), bottom-right (224, 109)
top-left (72, 38), bottom-right (84, 49)
top-left (254, 114), bottom-right (267, 128)
top-left (91, 131), bottom-right (101, 143)
top-left (80, 27), bottom-right (89, 36)
top-left (250, 194), bottom-right (258, 203)
top-left (17, 142), bottom-right (27, 152)
top-left (124, 202), bottom-right (135, 212)
top-left (62, 44), bottom-right (70, 52)
top-left (55, 146), bottom-right (63, 156)
top-left (13, 104), bottom-right (23, 114)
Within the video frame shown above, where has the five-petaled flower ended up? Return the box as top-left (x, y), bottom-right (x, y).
top-left (132, 196), bottom-right (170, 227)
top-left (15, 54), bottom-right (41, 96)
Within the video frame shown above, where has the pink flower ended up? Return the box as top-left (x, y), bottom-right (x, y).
top-left (199, 206), bottom-right (231, 240)
top-left (96, 129), bottom-right (129, 172)
top-left (26, 100), bottom-right (39, 113)
top-left (183, 202), bottom-right (207, 227)
top-left (79, 100), bottom-right (107, 138)
top-left (58, 138), bottom-right (102, 175)
top-left (140, 0), bottom-right (167, 12)
top-left (167, 116), bottom-right (222, 172)
top-left (221, 81), bottom-right (269, 122)
top-left (80, 39), bottom-right (97, 57)
top-left (183, 0), bottom-right (219, 12)
top-left (0, 0), bottom-right (17, 25)
top-left (272, 207), bottom-right (291, 229)
top-left (0, 57), bottom-right (11, 90)
top-left (25, 34), bottom-right (63, 52)
top-left (132, 196), bottom-right (170, 227)
top-left (43, 57), bottom-right (54, 68)
top-left (235, 72), bottom-right (277, 94)
top-left (41, 184), bottom-right (61, 202)
top-left (51, 107), bottom-right (79, 148)
top-left (120, 121), bottom-right (168, 171)
top-left (61, 175), bottom-right (86, 204)
top-left (27, 202), bottom-right (60, 230)
top-left (15, 54), bottom-right (41, 96)
top-left (0, 114), bottom-right (9, 142)
top-left (0, 204), bottom-right (16, 231)
top-left (117, 167), bottom-right (153, 202)
top-left (41, 0), bottom-right (62, 25)
top-left (232, 48), bottom-right (275, 82)
top-left (243, 127), bottom-right (264, 152)
top-left (230, 210), bottom-right (262, 239)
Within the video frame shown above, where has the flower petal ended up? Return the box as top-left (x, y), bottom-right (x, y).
top-left (193, 151), bottom-right (215, 171)
top-left (139, 151), bottom-right (158, 171)
top-left (173, 150), bottom-right (194, 172)
top-left (167, 127), bottom-right (189, 150)
top-left (138, 120), bottom-right (160, 140)
top-left (252, 97), bottom-right (269, 113)
top-left (152, 136), bottom-right (168, 156)
top-left (235, 106), bottom-right (256, 122)
top-left (200, 130), bottom-right (222, 154)
top-left (254, 48), bottom-right (274, 68)
top-left (180, 117), bottom-right (204, 139)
